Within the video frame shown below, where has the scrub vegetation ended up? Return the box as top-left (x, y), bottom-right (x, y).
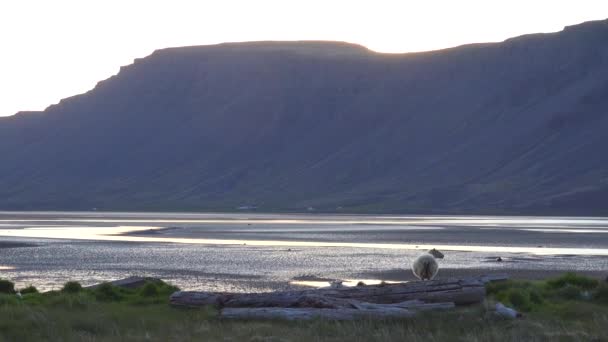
top-left (1, 274), bottom-right (608, 341)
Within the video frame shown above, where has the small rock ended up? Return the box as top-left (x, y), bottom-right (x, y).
top-left (495, 302), bottom-right (522, 319)
top-left (496, 257), bottom-right (503, 262)
top-left (356, 281), bottom-right (366, 287)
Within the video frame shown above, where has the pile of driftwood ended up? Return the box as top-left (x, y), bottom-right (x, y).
top-left (170, 274), bottom-right (508, 320)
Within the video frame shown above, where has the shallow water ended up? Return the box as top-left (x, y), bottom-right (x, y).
top-left (1, 211), bottom-right (607, 292)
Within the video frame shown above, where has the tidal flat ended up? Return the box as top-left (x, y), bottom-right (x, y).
top-left (1, 211), bottom-right (608, 292)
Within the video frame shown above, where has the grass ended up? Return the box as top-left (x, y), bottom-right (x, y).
top-left (486, 272), bottom-right (608, 316)
top-left (0, 279), bottom-right (15, 294)
top-left (62, 281), bottom-right (83, 294)
top-left (0, 274), bottom-right (607, 341)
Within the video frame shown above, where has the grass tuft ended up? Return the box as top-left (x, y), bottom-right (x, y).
top-left (62, 281), bottom-right (83, 294)
top-left (0, 294), bottom-right (20, 305)
top-left (554, 284), bottom-right (582, 300)
top-left (545, 272), bottom-right (599, 290)
top-left (0, 279), bottom-right (16, 294)
top-left (506, 288), bottom-right (532, 311)
top-left (20, 285), bottom-right (39, 294)
top-left (140, 282), bottom-right (159, 297)
top-left (594, 283), bottom-right (608, 304)
top-left (487, 273), bottom-right (608, 315)
top-left (93, 283), bottom-right (124, 302)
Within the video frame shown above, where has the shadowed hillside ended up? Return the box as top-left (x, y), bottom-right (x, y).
top-left (1, 20), bottom-right (608, 214)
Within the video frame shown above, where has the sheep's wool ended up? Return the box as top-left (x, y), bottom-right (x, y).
top-left (412, 254), bottom-right (439, 280)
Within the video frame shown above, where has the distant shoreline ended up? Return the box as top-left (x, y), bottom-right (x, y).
top-left (0, 241), bottom-right (38, 249)
top-left (2, 209), bottom-right (608, 218)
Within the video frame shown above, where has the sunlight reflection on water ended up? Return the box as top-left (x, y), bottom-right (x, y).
top-left (290, 279), bottom-right (401, 288)
top-left (1, 225), bottom-right (608, 256)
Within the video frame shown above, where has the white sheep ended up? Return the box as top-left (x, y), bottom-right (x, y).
top-left (412, 248), bottom-right (444, 281)
top-left (329, 280), bottom-right (344, 288)
top-left (319, 280), bottom-right (344, 289)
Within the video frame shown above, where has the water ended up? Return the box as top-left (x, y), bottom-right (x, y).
top-left (1, 211), bottom-right (607, 292)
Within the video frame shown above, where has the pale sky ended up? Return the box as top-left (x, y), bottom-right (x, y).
top-left (1, 0), bottom-right (607, 117)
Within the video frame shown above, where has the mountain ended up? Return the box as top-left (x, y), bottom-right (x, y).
top-left (1, 20), bottom-right (608, 214)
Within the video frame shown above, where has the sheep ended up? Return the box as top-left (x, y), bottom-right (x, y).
top-left (329, 280), bottom-right (344, 288)
top-left (318, 280), bottom-right (344, 289)
top-left (412, 248), bottom-right (444, 281)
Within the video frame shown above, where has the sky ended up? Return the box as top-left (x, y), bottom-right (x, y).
top-left (1, 0), bottom-right (607, 117)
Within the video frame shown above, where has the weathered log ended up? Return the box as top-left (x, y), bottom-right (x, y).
top-left (220, 307), bottom-right (415, 320)
top-left (349, 299), bottom-right (455, 311)
top-left (292, 294), bottom-right (358, 308)
top-left (170, 275), bottom-right (504, 308)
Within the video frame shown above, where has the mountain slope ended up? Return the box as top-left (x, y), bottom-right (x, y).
top-left (1, 20), bottom-right (608, 214)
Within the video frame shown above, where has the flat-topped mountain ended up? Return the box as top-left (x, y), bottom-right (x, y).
top-left (1, 19), bottom-right (608, 214)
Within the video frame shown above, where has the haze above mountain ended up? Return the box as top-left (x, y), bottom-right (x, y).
top-left (1, 19), bottom-right (608, 214)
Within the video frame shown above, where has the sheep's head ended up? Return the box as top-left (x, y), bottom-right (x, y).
top-left (428, 248), bottom-right (444, 259)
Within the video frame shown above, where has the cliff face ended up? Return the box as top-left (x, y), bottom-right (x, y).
top-left (1, 20), bottom-right (608, 214)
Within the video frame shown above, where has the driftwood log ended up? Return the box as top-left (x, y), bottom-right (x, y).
top-left (221, 307), bottom-right (415, 320)
top-left (170, 275), bottom-right (506, 308)
top-left (170, 274), bottom-right (507, 320)
top-left (221, 300), bottom-right (456, 320)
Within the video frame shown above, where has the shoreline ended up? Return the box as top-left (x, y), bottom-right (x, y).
top-left (358, 268), bottom-right (608, 282)
top-left (3, 268), bottom-right (606, 293)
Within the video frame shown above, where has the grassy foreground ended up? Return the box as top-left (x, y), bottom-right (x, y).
top-left (1, 274), bottom-right (607, 341)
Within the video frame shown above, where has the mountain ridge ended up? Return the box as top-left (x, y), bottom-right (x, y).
top-left (1, 19), bottom-right (608, 214)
